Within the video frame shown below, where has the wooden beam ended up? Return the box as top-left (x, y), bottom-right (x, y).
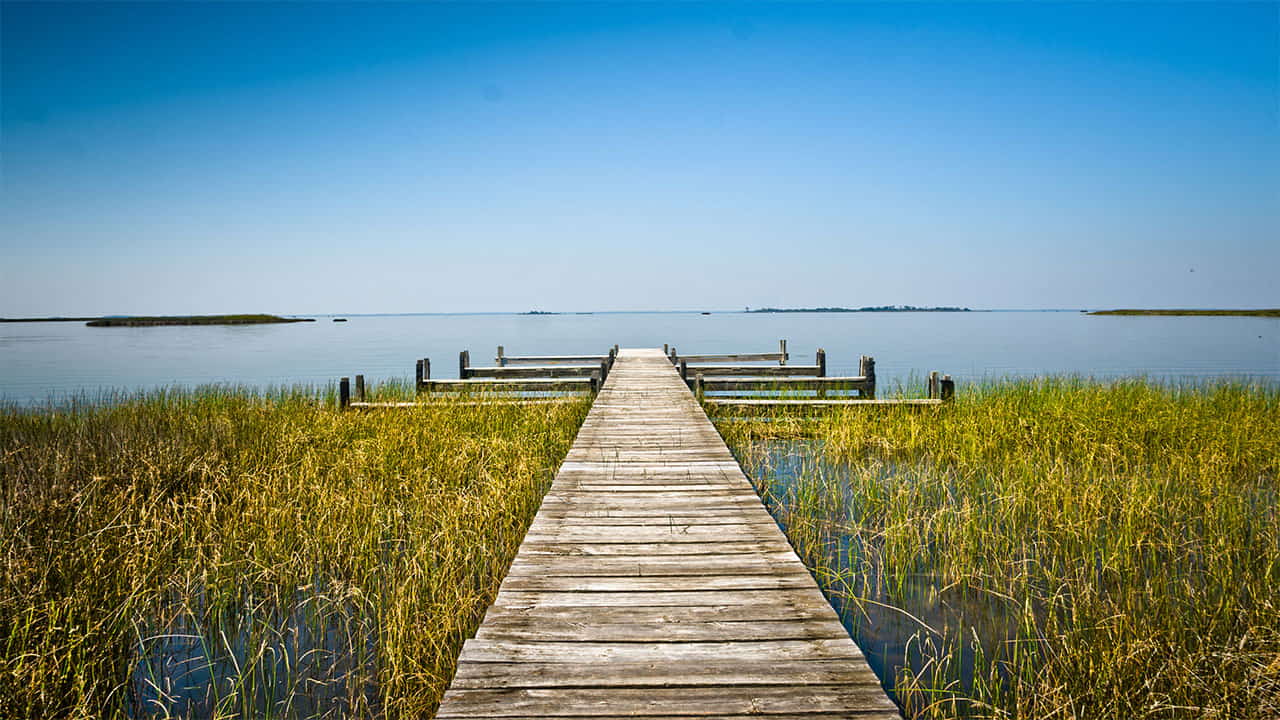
top-left (678, 352), bottom-right (789, 363)
top-left (418, 378), bottom-right (595, 393)
top-left (349, 398), bottom-right (580, 409)
top-left (491, 355), bottom-right (610, 365)
top-left (706, 398), bottom-right (943, 408)
top-left (690, 377), bottom-right (873, 392)
top-left (465, 365), bottom-right (602, 379)
top-left (338, 377), bottom-right (350, 409)
top-left (677, 364), bottom-right (823, 377)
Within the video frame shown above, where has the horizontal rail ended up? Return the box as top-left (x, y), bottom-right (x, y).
top-left (494, 355), bottom-right (609, 365)
top-left (705, 398), bottom-right (943, 408)
top-left (678, 352), bottom-right (787, 363)
top-left (465, 366), bottom-right (601, 379)
top-left (691, 376), bottom-right (873, 392)
top-left (350, 398), bottom-right (581, 409)
top-left (419, 378), bottom-right (597, 393)
top-left (680, 364), bottom-right (822, 377)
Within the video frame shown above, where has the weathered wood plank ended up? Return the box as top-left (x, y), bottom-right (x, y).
top-left (691, 377), bottom-right (872, 392)
top-left (449, 659), bottom-right (876, 688)
top-left (676, 364), bottom-right (822, 377)
top-left (706, 398), bottom-right (942, 407)
top-left (465, 365), bottom-right (601, 379)
top-left (474, 618), bottom-right (849, 642)
top-left (676, 352), bottom-right (788, 363)
top-left (436, 686), bottom-right (896, 717)
top-left (495, 355), bottom-right (610, 365)
top-left (455, 638), bottom-right (867, 664)
top-left (475, 603), bottom-right (842, 625)
top-left (418, 378), bottom-right (594, 392)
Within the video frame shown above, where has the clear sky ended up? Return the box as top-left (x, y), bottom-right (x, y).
top-left (2, 1), bottom-right (1277, 315)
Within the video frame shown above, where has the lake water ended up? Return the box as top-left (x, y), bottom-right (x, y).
top-left (3, 311), bottom-right (1277, 405)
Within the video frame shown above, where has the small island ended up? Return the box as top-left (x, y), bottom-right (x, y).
top-left (748, 305), bottom-right (971, 313)
top-left (1088, 309), bottom-right (1280, 317)
top-left (86, 314), bottom-right (314, 327)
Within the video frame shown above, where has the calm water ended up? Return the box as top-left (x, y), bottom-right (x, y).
top-left (740, 440), bottom-right (1024, 713)
top-left (2, 311), bottom-right (1277, 404)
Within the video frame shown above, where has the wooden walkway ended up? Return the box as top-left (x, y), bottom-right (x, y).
top-left (437, 349), bottom-right (898, 719)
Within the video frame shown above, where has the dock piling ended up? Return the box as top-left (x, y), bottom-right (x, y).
top-left (339, 377), bottom-right (350, 410)
top-left (459, 350), bottom-right (470, 380)
top-left (355, 374), bottom-right (366, 402)
top-left (940, 374), bottom-right (955, 402)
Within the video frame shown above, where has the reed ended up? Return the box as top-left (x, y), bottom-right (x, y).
top-left (1, 382), bottom-right (589, 718)
top-left (713, 377), bottom-right (1280, 719)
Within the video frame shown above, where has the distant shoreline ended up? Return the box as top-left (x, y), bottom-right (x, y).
top-left (0, 317), bottom-right (101, 323)
top-left (1088, 309), bottom-right (1280, 317)
top-left (85, 314), bottom-right (314, 327)
top-left (747, 305), bottom-right (972, 313)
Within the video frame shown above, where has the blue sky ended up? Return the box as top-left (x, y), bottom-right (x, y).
top-left (2, 1), bottom-right (1277, 314)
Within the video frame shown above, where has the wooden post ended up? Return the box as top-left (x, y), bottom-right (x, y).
top-left (669, 347), bottom-right (677, 364)
top-left (497, 345), bottom-right (506, 367)
top-left (589, 375), bottom-right (599, 394)
top-left (459, 350), bottom-right (470, 379)
top-left (423, 358), bottom-right (431, 381)
top-left (415, 359), bottom-right (424, 386)
top-left (695, 373), bottom-right (705, 400)
top-left (663, 343), bottom-right (669, 355)
top-left (355, 374), bottom-right (366, 402)
top-left (940, 374), bottom-right (955, 402)
top-left (339, 377), bottom-right (350, 410)
top-left (600, 359), bottom-right (609, 383)
top-left (928, 370), bottom-right (939, 400)
top-left (864, 356), bottom-right (876, 399)
top-left (679, 359), bottom-right (688, 381)
top-left (779, 339), bottom-right (788, 366)
top-left (816, 349), bottom-right (826, 377)
top-left (608, 347), bottom-right (617, 369)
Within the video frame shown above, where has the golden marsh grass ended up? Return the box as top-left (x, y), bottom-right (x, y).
top-left (1, 384), bottom-right (589, 718)
top-left (713, 378), bottom-right (1279, 719)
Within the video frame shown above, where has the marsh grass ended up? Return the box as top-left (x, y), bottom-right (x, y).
top-left (712, 378), bottom-right (1280, 719)
top-left (1, 383), bottom-right (588, 718)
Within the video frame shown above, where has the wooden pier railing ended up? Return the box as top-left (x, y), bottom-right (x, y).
top-left (338, 341), bottom-right (953, 410)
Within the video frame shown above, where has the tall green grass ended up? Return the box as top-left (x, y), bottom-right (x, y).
top-left (713, 378), bottom-right (1279, 719)
top-left (1, 384), bottom-right (589, 718)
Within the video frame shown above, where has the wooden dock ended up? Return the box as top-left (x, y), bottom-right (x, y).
top-left (437, 349), bottom-right (898, 718)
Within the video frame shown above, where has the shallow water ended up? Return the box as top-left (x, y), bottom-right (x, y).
top-left (130, 590), bottom-right (378, 718)
top-left (3, 311), bottom-right (1277, 405)
top-left (739, 440), bottom-right (1030, 715)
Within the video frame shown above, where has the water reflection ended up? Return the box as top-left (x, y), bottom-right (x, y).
top-left (130, 587), bottom-right (378, 718)
top-left (743, 440), bottom-right (1031, 716)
